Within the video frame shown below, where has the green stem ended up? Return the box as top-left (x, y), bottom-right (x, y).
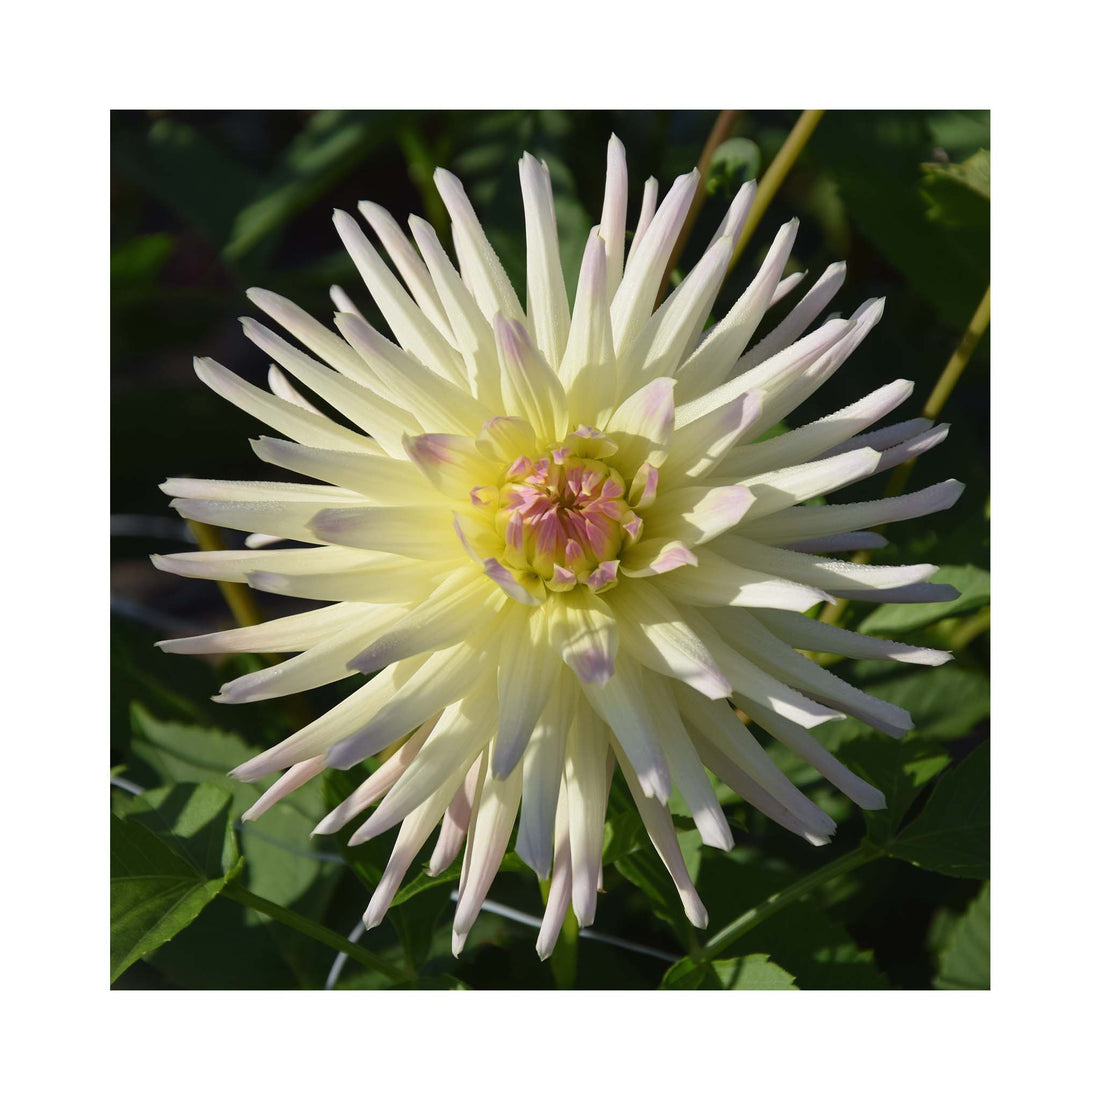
top-left (728, 109), bottom-right (825, 270)
top-left (222, 882), bottom-right (410, 985)
top-left (185, 519), bottom-right (265, 629)
top-left (948, 605), bottom-right (991, 651)
top-left (701, 844), bottom-right (881, 962)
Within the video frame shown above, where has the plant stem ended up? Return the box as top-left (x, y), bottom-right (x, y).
top-left (924, 285), bottom-right (991, 420)
top-left (701, 844), bottom-right (881, 962)
top-left (728, 109), bottom-right (825, 270)
top-left (948, 605), bottom-right (991, 651)
top-left (185, 519), bottom-right (264, 629)
top-left (222, 882), bottom-right (410, 984)
top-left (883, 283), bottom-right (991, 500)
top-left (659, 109), bottom-right (742, 300)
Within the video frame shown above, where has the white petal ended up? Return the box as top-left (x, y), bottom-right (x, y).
top-left (429, 761), bottom-right (480, 876)
top-left (363, 776), bottom-right (458, 929)
top-left (735, 260), bottom-right (847, 373)
top-left (662, 390), bottom-right (763, 483)
top-left (720, 378), bottom-right (915, 479)
top-left (620, 231), bottom-right (736, 384)
top-left (493, 315), bottom-right (569, 442)
top-left (676, 685), bottom-right (837, 842)
top-left (674, 318), bottom-right (847, 429)
top-left (515, 669), bottom-right (574, 879)
top-left (579, 655), bottom-right (671, 803)
top-left (332, 208), bottom-right (466, 382)
top-left (519, 153), bottom-right (570, 369)
top-left (241, 756), bottom-right (326, 823)
top-left (214, 603), bottom-right (407, 704)
top-left (312, 720), bottom-right (435, 835)
top-left (740, 479), bottom-right (965, 544)
top-left (161, 477), bottom-right (360, 505)
top-left (157, 602), bottom-right (362, 656)
top-left (333, 311), bottom-right (491, 435)
top-left (753, 608), bottom-right (952, 666)
top-left (674, 219), bottom-right (799, 400)
top-left (535, 795), bottom-right (573, 959)
top-left (492, 604), bottom-right (556, 778)
top-left (250, 436), bottom-right (431, 504)
top-left (309, 504), bottom-right (458, 559)
top-left (733, 447), bottom-right (882, 525)
top-left (408, 215), bottom-right (501, 407)
top-left (611, 170), bottom-right (698, 354)
top-left (781, 532), bottom-right (888, 554)
top-left (452, 755), bottom-right (524, 935)
top-left (717, 533), bottom-right (940, 596)
top-left (618, 538), bottom-right (698, 578)
top-left (246, 287), bottom-right (375, 382)
top-left (346, 567), bottom-right (506, 674)
top-left (604, 582), bottom-right (731, 700)
top-left (642, 483), bottom-right (755, 547)
top-left (676, 604), bottom-right (842, 729)
top-left (559, 229), bottom-right (617, 425)
top-left (246, 557), bottom-right (447, 605)
top-left (325, 637), bottom-right (495, 770)
top-left (433, 167), bottom-right (525, 325)
top-left (357, 200), bottom-right (455, 341)
top-left (821, 416), bottom-right (933, 459)
top-left (193, 357), bottom-right (374, 454)
top-left (736, 695), bottom-right (886, 811)
top-left (401, 433), bottom-right (498, 499)
top-left (267, 365), bottom-right (321, 414)
top-left (627, 177), bottom-right (659, 263)
top-left (600, 134), bottom-right (628, 297)
top-left (565, 702), bottom-right (612, 926)
top-left (653, 546), bottom-right (829, 612)
top-left (170, 497), bottom-right (328, 545)
top-left (641, 677), bottom-right (733, 849)
top-left (151, 544), bottom-right (372, 584)
top-left (229, 655), bottom-right (423, 781)
top-left (690, 728), bottom-right (834, 846)
top-left (546, 585), bottom-right (618, 684)
top-left (604, 376), bottom-right (677, 476)
top-left (616, 758), bottom-right (708, 929)
top-left (709, 608), bottom-right (913, 737)
top-left (241, 318), bottom-right (419, 452)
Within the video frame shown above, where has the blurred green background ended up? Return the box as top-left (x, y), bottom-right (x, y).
top-left (111, 109), bottom-right (989, 990)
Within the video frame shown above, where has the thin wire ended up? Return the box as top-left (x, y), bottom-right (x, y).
top-left (112, 772), bottom-right (682, 981)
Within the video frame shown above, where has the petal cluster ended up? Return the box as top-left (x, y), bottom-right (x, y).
top-left (155, 137), bottom-right (961, 957)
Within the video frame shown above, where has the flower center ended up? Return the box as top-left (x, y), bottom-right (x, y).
top-left (494, 446), bottom-right (641, 592)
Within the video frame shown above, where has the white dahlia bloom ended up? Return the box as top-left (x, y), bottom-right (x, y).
top-left (155, 136), bottom-right (962, 958)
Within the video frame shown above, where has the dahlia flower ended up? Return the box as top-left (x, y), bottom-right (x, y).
top-left (154, 136), bottom-right (961, 958)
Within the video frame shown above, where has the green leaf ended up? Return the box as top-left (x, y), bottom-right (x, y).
top-left (127, 702), bottom-right (341, 911)
top-left (223, 111), bottom-right (391, 262)
top-left (714, 954), bottom-right (798, 989)
top-left (921, 150), bottom-right (990, 229)
top-left (663, 953), bottom-right (797, 990)
top-left (859, 565), bottom-right (990, 635)
top-left (812, 111), bottom-right (989, 330)
top-left (706, 138), bottom-right (761, 196)
top-left (890, 741), bottom-right (989, 878)
top-left (111, 117), bottom-right (261, 246)
top-left (839, 735), bottom-right (950, 843)
top-left (934, 882), bottom-right (990, 989)
top-left (111, 783), bottom-right (243, 981)
top-left (111, 233), bottom-right (175, 288)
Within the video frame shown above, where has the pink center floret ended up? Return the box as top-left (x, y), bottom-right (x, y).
top-left (496, 446), bottom-right (642, 589)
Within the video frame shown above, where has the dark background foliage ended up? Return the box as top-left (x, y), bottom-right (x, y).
top-left (111, 109), bottom-right (990, 990)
